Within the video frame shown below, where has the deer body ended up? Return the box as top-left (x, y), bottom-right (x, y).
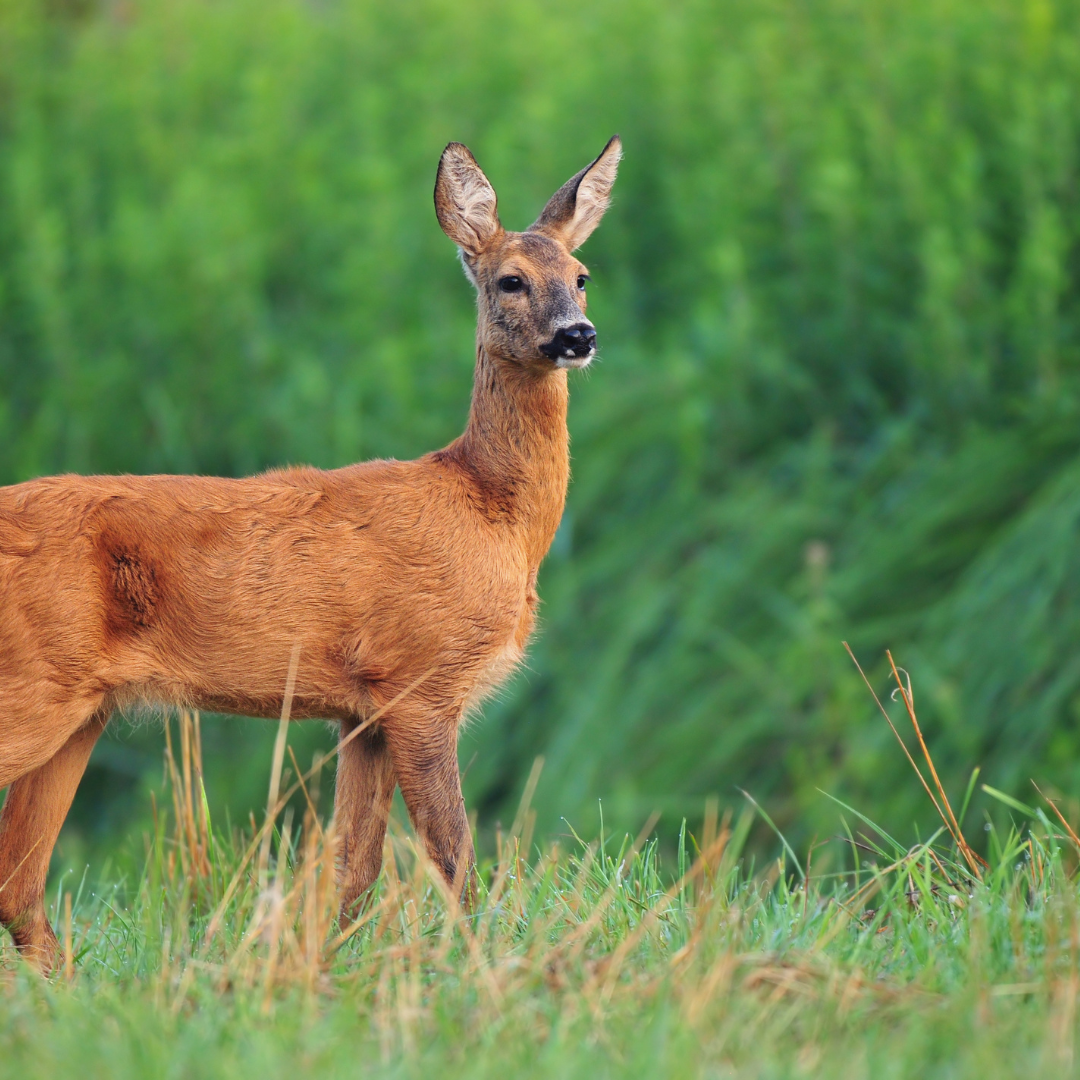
top-left (0, 137), bottom-right (620, 971)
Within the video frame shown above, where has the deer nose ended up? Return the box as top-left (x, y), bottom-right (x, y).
top-left (549, 323), bottom-right (596, 359)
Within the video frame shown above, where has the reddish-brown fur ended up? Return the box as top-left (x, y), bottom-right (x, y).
top-left (0, 137), bottom-right (621, 971)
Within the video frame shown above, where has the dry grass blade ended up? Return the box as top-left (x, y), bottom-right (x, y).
top-left (843, 643), bottom-right (982, 880)
top-left (288, 744), bottom-right (324, 841)
top-left (846, 836), bottom-right (945, 909)
top-left (258, 643), bottom-right (301, 887)
top-left (485, 756), bottom-right (545, 913)
top-left (1032, 781), bottom-right (1080, 851)
top-left (0, 836), bottom-right (42, 901)
top-left (885, 651), bottom-right (984, 876)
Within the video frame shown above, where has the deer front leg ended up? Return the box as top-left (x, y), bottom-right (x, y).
top-left (0, 712), bottom-right (107, 973)
top-left (334, 721), bottom-right (397, 920)
top-left (384, 718), bottom-right (476, 909)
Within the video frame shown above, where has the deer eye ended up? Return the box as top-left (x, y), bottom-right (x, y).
top-left (499, 275), bottom-right (524, 293)
top-left (577, 275), bottom-right (588, 291)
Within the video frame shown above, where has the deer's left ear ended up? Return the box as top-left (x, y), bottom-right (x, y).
top-left (530, 135), bottom-right (622, 250)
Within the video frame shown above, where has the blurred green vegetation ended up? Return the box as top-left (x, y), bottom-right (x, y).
top-left (3, 0), bottom-right (1080, 861)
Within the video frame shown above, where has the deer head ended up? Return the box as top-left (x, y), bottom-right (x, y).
top-left (434, 136), bottom-right (622, 370)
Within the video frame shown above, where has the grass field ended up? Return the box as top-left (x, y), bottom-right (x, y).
top-left (4, 4), bottom-right (1080, 1074)
top-left (4, 659), bottom-right (1080, 1079)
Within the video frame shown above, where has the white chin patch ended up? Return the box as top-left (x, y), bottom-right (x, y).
top-left (556, 350), bottom-right (594, 370)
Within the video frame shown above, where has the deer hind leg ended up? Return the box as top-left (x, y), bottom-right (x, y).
top-left (0, 711), bottom-right (108, 973)
top-left (383, 716), bottom-right (476, 909)
top-left (334, 721), bottom-right (397, 920)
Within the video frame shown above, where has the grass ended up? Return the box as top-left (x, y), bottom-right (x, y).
top-left (4, 660), bottom-right (1080, 1077)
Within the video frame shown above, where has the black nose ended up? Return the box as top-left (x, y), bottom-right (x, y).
top-left (544, 323), bottom-right (597, 360)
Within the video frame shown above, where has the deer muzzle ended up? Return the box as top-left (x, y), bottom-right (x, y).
top-left (542, 322), bottom-right (596, 368)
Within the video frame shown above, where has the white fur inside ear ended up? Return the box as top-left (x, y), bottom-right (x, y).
top-left (566, 141), bottom-right (622, 249)
top-left (454, 173), bottom-right (497, 251)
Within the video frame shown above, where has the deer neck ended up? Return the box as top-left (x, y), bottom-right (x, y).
top-left (446, 342), bottom-right (570, 565)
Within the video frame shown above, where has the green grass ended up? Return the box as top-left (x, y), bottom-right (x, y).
top-left (6, 677), bottom-right (1080, 1078)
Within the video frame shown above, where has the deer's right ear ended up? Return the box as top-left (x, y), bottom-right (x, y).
top-left (435, 144), bottom-right (502, 269)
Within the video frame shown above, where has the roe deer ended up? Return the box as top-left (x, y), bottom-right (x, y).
top-left (0, 136), bottom-right (622, 971)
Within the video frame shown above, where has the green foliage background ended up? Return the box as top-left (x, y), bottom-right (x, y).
top-left (3, 0), bottom-right (1080, 857)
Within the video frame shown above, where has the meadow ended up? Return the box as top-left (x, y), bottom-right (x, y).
top-left (4, 668), bottom-right (1080, 1078)
top-left (4, 0), bottom-right (1080, 1072)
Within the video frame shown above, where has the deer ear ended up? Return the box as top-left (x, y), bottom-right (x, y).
top-left (434, 143), bottom-right (502, 259)
top-left (530, 135), bottom-right (622, 250)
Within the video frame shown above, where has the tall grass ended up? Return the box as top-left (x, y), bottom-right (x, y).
top-left (6, 658), bottom-right (1080, 1076)
top-left (4, 0), bottom-right (1080, 846)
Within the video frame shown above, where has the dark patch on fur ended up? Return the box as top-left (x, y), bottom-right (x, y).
top-left (332, 638), bottom-right (393, 690)
top-left (431, 446), bottom-right (523, 523)
top-left (107, 547), bottom-right (159, 629)
top-left (194, 521), bottom-right (223, 548)
top-left (514, 232), bottom-right (563, 266)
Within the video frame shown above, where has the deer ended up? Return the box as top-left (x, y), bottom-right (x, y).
top-left (0, 136), bottom-right (621, 972)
